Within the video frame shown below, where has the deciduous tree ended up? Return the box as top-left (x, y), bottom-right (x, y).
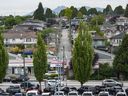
top-left (33, 33), bottom-right (47, 90)
top-left (0, 32), bottom-right (9, 82)
top-left (113, 33), bottom-right (128, 79)
top-left (72, 22), bottom-right (94, 86)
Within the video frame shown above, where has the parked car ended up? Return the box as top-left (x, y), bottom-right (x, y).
top-left (11, 74), bottom-right (29, 83)
top-left (109, 85), bottom-right (123, 95)
top-left (82, 91), bottom-right (94, 96)
top-left (26, 90), bottom-right (39, 96)
top-left (77, 86), bottom-right (90, 94)
top-left (15, 93), bottom-right (24, 96)
top-left (54, 91), bottom-right (64, 96)
top-left (6, 86), bottom-right (21, 95)
top-left (116, 92), bottom-right (127, 96)
top-left (43, 87), bottom-right (55, 95)
top-left (98, 91), bottom-right (110, 96)
top-left (3, 76), bottom-right (11, 82)
top-left (61, 87), bottom-right (70, 94)
top-left (20, 81), bottom-right (35, 89)
top-left (68, 91), bottom-right (79, 96)
top-left (102, 79), bottom-right (123, 87)
top-left (0, 93), bottom-right (10, 96)
top-left (46, 79), bottom-right (64, 88)
top-left (42, 92), bottom-right (51, 96)
top-left (125, 88), bottom-right (128, 96)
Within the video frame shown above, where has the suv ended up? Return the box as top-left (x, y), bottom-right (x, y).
top-left (102, 79), bottom-right (123, 87)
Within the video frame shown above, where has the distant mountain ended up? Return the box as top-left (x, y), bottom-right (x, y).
top-left (53, 6), bottom-right (66, 14)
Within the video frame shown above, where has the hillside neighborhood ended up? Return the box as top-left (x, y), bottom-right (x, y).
top-left (0, 1), bottom-right (128, 96)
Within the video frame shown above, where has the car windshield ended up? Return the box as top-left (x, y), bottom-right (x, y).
top-left (117, 94), bottom-right (126, 96)
top-left (27, 93), bottom-right (36, 96)
top-left (83, 93), bottom-right (92, 96)
top-left (99, 93), bottom-right (109, 96)
top-left (55, 92), bottom-right (64, 95)
top-left (68, 93), bottom-right (78, 96)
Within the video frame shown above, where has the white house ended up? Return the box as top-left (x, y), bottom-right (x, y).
top-left (3, 30), bottom-right (37, 47)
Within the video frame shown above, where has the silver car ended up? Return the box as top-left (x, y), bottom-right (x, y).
top-left (102, 79), bottom-right (123, 87)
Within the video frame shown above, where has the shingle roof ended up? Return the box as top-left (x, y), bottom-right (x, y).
top-left (111, 32), bottom-right (125, 39)
top-left (3, 31), bottom-right (37, 39)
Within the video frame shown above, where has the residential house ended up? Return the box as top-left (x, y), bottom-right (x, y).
top-left (110, 32), bottom-right (125, 47)
top-left (116, 16), bottom-right (128, 31)
top-left (3, 29), bottom-right (37, 48)
top-left (92, 32), bottom-right (106, 48)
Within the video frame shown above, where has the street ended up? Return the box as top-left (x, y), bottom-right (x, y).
top-left (1, 80), bottom-right (128, 91)
top-left (58, 29), bottom-right (72, 65)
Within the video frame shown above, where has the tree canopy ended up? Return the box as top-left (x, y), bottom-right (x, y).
top-left (103, 5), bottom-right (113, 15)
top-left (33, 2), bottom-right (45, 20)
top-left (33, 33), bottom-right (47, 89)
top-left (45, 8), bottom-right (55, 19)
top-left (87, 8), bottom-right (98, 15)
top-left (124, 4), bottom-right (128, 17)
top-left (114, 5), bottom-right (124, 16)
top-left (0, 32), bottom-right (9, 82)
top-left (79, 6), bottom-right (87, 15)
top-left (113, 33), bottom-right (128, 79)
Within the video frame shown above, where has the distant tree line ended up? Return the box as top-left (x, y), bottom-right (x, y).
top-left (59, 4), bottom-right (128, 18)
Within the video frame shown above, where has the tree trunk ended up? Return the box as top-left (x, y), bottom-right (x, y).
top-left (39, 81), bottom-right (42, 94)
top-left (80, 82), bottom-right (83, 87)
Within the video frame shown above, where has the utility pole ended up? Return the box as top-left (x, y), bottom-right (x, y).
top-left (62, 46), bottom-right (65, 80)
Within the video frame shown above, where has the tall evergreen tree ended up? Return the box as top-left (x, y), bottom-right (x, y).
top-left (87, 8), bottom-right (98, 15)
top-left (114, 5), bottom-right (124, 16)
top-left (79, 6), bottom-right (87, 15)
top-left (103, 5), bottom-right (113, 15)
top-left (33, 2), bottom-right (45, 20)
top-left (33, 33), bottom-right (47, 90)
top-left (72, 22), bottom-right (94, 86)
top-left (45, 8), bottom-right (54, 19)
top-left (0, 32), bottom-right (9, 82)
top-left (65, 8), bottom-right (72, 34)
top-left (77, 11), bottom-right (83, 19)
top-left (124, 4), bottom-right (128, 17)
top-left (70, 6), bottom-right (78, 19)
top-left (113, 33), bottom-right (128, 79)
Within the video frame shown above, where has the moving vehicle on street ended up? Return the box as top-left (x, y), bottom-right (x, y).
top-left (102, 79), bottom-right (123, 87)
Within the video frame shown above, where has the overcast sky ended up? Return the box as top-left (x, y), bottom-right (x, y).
top-left (0, 0), bottom-right (127, 16)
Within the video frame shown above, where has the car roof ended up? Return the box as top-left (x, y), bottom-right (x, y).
top-left (99, 91), bottom-right (109, 93)
top-left (26, 90), bottom-right (38, 93)
top-left (68, 91), bottom-right (78, 94)
top-left (83, 91), bottom-right (93, 94)
top-left (116, 92), bottom-right (126, 94)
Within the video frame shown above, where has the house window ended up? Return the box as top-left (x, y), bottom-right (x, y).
top-left (12, 38), bottom-right (15, 41)
top-left (26, 38), bottom-right (31, 42)
top-left (6, 39), bottom-right (8, 41)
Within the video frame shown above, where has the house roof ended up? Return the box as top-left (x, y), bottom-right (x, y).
top-left (3, 31), bottom-right (37, 39)
top-left (111, 32), bottom-right (125, 39)
top-left (93, 34), bottom-right (106, 40)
